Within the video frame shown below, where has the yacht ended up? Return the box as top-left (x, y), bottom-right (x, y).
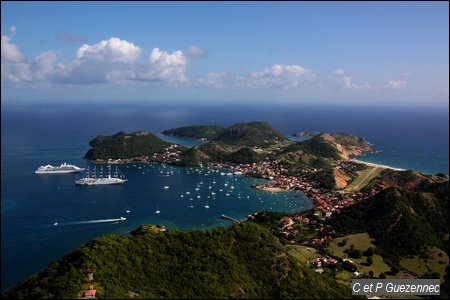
top-left (35, 162), bottom-right (85, 174)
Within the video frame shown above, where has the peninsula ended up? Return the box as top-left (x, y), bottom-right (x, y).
top-left (3, 121), bottom-right (447, 299)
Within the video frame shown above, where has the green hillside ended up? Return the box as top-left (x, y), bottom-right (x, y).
top-left (327, 180), bottom-right (449, 265)
top-left (215, 121), bottom-right (291, 148)
top-left (162, 125), bottom-right (225, 141)
top-left (84, 131), bottom-right (173, 161)
top-left (174, 121), bottom-right (290, 166)
top-left (1, 222), bottom-right (352, 299)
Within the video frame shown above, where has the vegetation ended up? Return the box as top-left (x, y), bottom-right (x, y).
top-left (162, 125), bottom-right (225, 141)
top-left (327, 181), bottom-right (449, 265)
top-left (84, 131), bottom-right (173, 161)
top-left (5, 121), bottom-right (447, 298)
top-left (2, 222), bottom-right (353, 299)
top-left (214, 121), bottom-right (291, 148)
top-left (295, 136), bottom-right (340, 160)
top-left (174, 122), bottom-right (292, 166)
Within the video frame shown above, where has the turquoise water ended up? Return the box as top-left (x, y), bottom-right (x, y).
top-left (1, 128), bottom-right (312, 292)
top-left (1, 103), bottom-right (448, 292)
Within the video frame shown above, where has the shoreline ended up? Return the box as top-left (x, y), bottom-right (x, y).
top-left (253, 185), bottom-right (287, 193)
top-left (349, 158), bottom-right (406, 171)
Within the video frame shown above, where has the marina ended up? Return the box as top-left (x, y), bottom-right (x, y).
top-left (2, 104), bottom-right (447, 293)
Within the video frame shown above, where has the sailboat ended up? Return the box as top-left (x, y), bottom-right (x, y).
top-left (75, 164), bottom-right (127, 185)
top-left (155, 206), bottom-right (160, 214)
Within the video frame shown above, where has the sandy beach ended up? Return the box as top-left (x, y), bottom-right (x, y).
top-left (254, 185), bottom-right (287, 193)
top-left (349, 159), bottom-right (405, 171)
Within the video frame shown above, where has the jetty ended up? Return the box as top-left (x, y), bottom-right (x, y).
top-left (221, 214), bottom-right (241, 224)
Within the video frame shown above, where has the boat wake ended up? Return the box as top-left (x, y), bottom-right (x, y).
top-left (58, 218), bottom-right (126, 226)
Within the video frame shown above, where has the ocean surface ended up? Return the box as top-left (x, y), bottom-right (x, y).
top-left (1, 102), bottom-right (448, 292)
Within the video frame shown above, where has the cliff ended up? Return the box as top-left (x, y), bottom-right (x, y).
top-left (319, 132), bottom-right (376, 160)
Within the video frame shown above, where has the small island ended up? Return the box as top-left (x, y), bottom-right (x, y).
top-left (4, 121), bottom-right (447, 299)
top-left (293, 131), bottom-right (322, 137)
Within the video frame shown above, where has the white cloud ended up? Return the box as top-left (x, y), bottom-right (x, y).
top-left (1, 26), bottom-right (24, 63)
top-left (332, 68), bottom-right (345, 75)
top-left (1, 29), bottom-right (191, 85)
top-left (385, 80), bottom-right (407, 90)
top-left (186, 45), bottom-right (207, 58)
top-left (76, 37), bottom-right (141, 63)
top-left (241, 63), bottom-right (315, 89)
top-left (31, 50), bottom-right (58, 81)
top-left (340, 76), bottom-right (371, 91)
top-left (1, 27), bottom-right (62, 83)
top-left (194, 72), bottom-right (226, 88)
top-left (132, 48), bottom-right (188, 83)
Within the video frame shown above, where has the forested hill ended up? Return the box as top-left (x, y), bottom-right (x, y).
top-left (163, 121), bottom-right (291, 147)
top-left (214, 121), bottom-right (291, 147)
top-left (82, 123), bottom-right (376, 168)
top-left (327, 177), bottom-right (449, 265)
top-left (1, 222), bottom-right (352, 299)
top-left (84, 131), bottom-right (173, 161)
top-left (174, 121), bottom-right (293, 166)
top-left (162, 125), bottom-right (225, 141)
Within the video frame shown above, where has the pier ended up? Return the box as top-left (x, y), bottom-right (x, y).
top-left (221, 214), bottom-right (242, 224)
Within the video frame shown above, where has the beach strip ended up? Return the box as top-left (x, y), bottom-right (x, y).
top-left (349, 158), bottom-right (405, 171)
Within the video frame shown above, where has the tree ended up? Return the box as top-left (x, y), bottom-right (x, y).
top-left (363, 247), bottom-right (375, 257)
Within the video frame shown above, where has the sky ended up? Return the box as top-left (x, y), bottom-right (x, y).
top-left (1, 1), bottom-right (449, 107)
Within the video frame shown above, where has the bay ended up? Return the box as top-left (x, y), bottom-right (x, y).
top-left (1, 102), bottom-right (448, 292)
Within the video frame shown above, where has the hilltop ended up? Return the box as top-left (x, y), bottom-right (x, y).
top-left (162, 125), bottom-right (225, 141)
top-left (82, 123), bottom-right (380, 190)
top-left (83, 130), bottom-right (181, 162)
top-left (175, 121), bottom-right (303, 166)
top-left (1, 222), bottom-right (352, 299)
top-left (2, 121), bottom-right (449, 299)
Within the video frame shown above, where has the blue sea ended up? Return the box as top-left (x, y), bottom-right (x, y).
top-left (1, 102), bottom-right (448, 292)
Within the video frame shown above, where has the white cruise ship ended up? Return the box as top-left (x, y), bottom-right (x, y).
top-left (35, 162), bottom-right (85, 174)
top-left (75, 165), bottom-right (127, 185)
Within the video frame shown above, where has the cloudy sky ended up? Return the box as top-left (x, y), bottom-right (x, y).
top-left (1, 1), bottom-right (448, 107)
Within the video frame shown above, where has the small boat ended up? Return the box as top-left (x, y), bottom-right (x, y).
top-left (126, 205), bottom-right (130, 213)
top-left (204, 201), bottom-right (209, 208)
top-left (120, 217), bottom-right (126, 221)
top-left (163, 186), bottom-right (169, 189)
top-left (53, 218), bottom-right (58, 226)
top-left (155, 206), bottom-right (160, 214)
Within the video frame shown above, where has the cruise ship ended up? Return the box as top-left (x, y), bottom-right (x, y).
top-left (35, 162), bottom-right (85, 174)
top-left (75, 165), bottom-right (127, 185)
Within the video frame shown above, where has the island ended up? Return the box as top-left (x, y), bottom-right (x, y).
top-left (293, 131), bottom-right (322, 137)
top-left (3, 121), bottom-right (448, 299)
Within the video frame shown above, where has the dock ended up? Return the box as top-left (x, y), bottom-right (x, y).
top-left (221, 214), bottom-right (241, 224)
